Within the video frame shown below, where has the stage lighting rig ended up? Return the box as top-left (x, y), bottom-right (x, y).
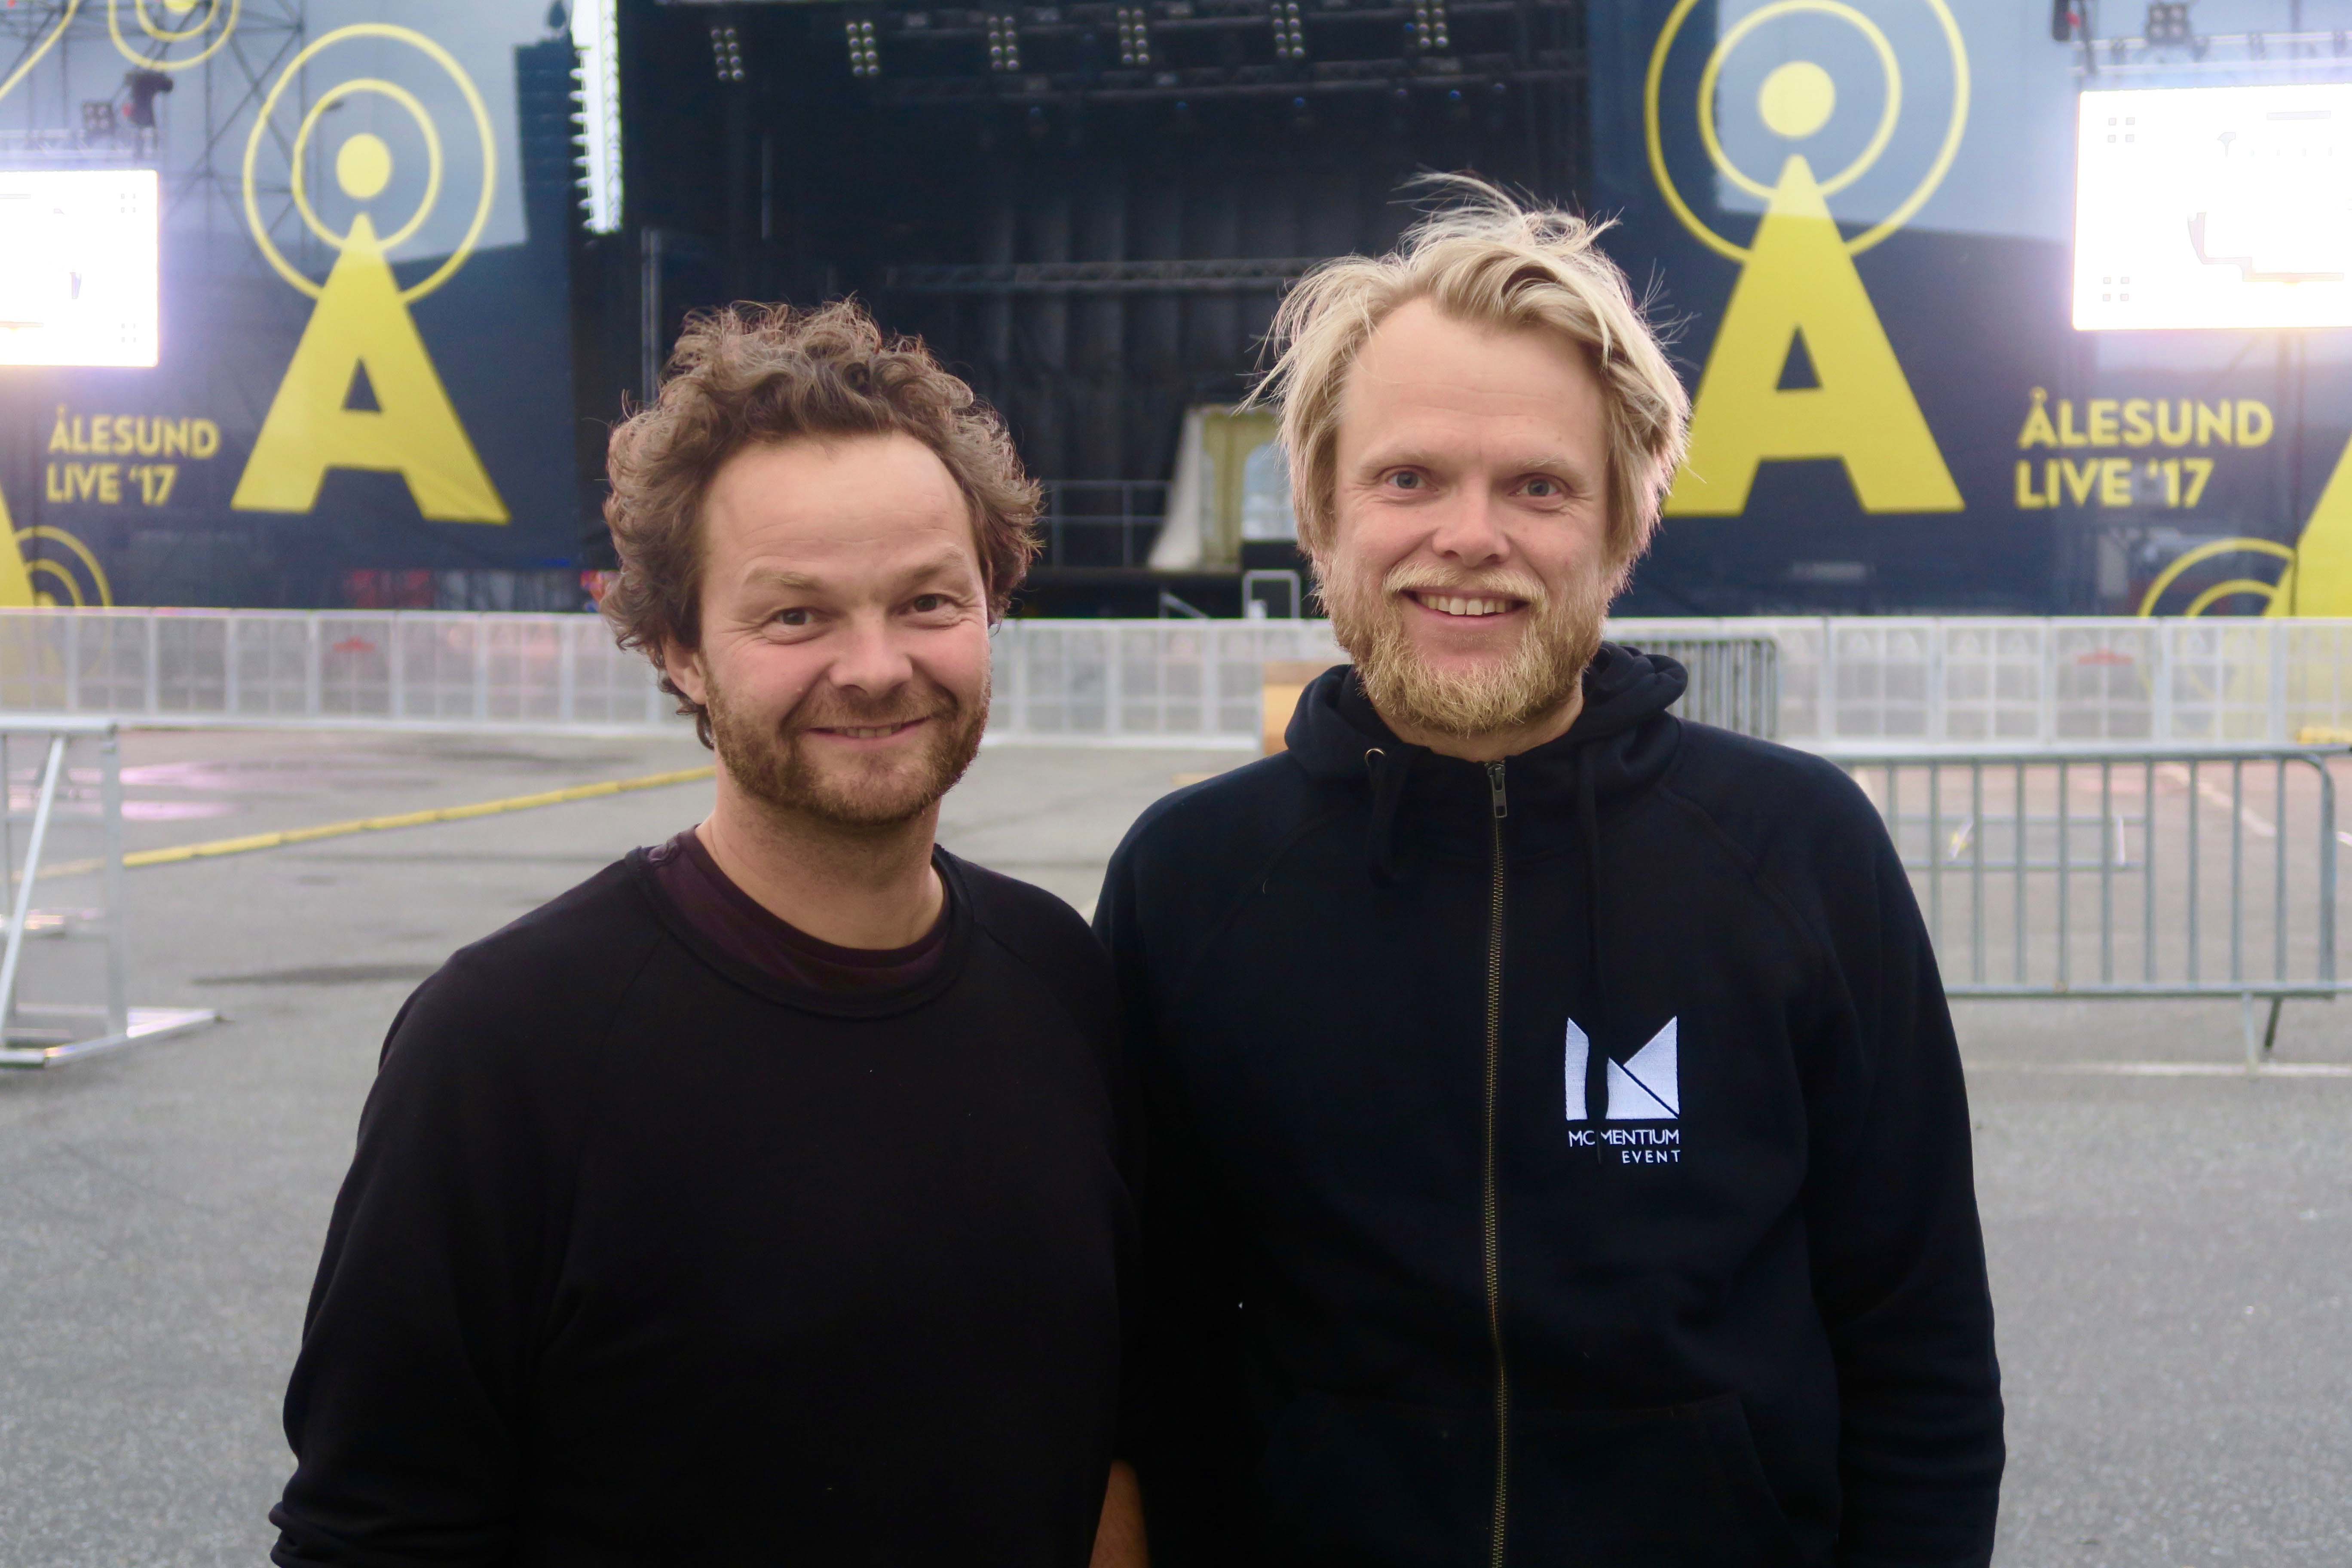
top-left (831, 0), bottom-right (1575, 113)
top-left (1409, 0), bottom-right (1451, 55)
top-left (1116, 6), bottom-right (1152, 67)
top-left (846, 16), bottom-right (881, 77)
top-left (987, 13), bottom-right (1022, 72)
top-left (709, 23), bottom-right (745, 83)
top-left (572, 0), bottom-right (624, 233)
top-left (1272, 1), bottom-right (1306, 62)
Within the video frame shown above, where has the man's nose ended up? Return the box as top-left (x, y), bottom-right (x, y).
top-left (1426, 484), bottom-right (1509, 567)
top-left (827, 612), bottom-right (916, 696)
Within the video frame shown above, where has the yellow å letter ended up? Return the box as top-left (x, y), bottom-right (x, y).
top-left (232, 215), bottom-right (507, 524)
top-left (1667, 157), bottom-right (1961, 517)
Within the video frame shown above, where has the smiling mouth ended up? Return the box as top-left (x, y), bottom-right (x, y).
top-left (808, 719), bottom-right (927, 741)
top-left (1404, 590), bottom-right (1526, 619)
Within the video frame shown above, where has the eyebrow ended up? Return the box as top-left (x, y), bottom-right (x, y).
top-left (737, 550), bottom-right (977, 596)
top-left (1351, 446), bottom-right (1596, 477)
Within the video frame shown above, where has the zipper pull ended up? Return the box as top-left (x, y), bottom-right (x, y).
top-left (1485, 760), bottom-right (1508, 819)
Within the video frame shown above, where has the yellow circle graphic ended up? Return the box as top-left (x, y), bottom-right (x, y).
top-left (241, 24), bottom-right (496, 304)
top-left (1699, 2), bottom-right (1899, 202)
top-left (1759, 61), bottom-right (1837, 139)
top-left (2135, 538), bottom-right (2294, 617)
top-left (1645, 0), bottom-right (1970, 263)
top-left (110, 0), bottom-right (239, 71)
top-left (337, 133), bottom-right (395, 201)
top-left (16, 528), bottom-right (115, 609)
top-left (288, 80), bottom-right (444, 252)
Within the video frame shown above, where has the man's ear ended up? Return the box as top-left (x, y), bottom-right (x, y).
top-left (661, 638), bottom-right (710, 707)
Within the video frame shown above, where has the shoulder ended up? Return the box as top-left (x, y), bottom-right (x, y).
top-left (1657, 726), bottom-right (1912, 955)
top-left (949, 854), bottom-right (1116, 1032)
top-left (1660, 724), bottom-right (1883, 856)
top-left (1107, 751), bottom-right (1330, 885)
top-left (380, 858), bottom-right (668, 1089)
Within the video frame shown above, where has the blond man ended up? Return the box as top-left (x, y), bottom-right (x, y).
top-left (1096, 185), bottom-right (2002, 1567)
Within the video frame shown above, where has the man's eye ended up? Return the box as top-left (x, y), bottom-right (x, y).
top-left (772, 608), bottom-right (812, 627)
top-left (1524, 477), bottom-right (1561, 498)
top-left (1387, 471), bottom-right (1424, 491)
top-left (910, 594), bottom-right (948, 613)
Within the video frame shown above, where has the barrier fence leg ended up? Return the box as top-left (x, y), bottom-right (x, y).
top-left (2262, 995), bottom-right (2283, 1063)
top-left (0, 737), bottom-right (66, 1041)
top-left (100, 729), bottom-right (129, 1038)
top-left (2241, 992), bottom-right (2260, 1076)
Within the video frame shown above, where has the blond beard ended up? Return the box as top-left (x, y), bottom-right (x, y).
top-left (1320, 556), bottom-right (1617, 740)
top-left (705, 665), bottom-right (989, 833)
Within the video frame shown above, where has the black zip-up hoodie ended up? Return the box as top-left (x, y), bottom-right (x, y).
top-left (1095, 648), bottom-right (2002, 1568)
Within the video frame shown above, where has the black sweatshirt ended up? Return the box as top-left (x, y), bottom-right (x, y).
top-left (1096, 650), bottom-right (2003, 1568)
top-left (272, 848), bottom-right (1137, 1568)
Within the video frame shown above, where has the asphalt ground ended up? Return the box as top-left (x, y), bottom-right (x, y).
top-left (0, 729), bottom-right (2344, 1567)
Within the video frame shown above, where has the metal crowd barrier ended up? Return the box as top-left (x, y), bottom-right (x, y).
top-left (1821, 743), bottom-right (2349, 1067)
top-left (1681, 616), bottom-right (2352, 746)
top-left (0, 716), bottom-right (215, 1067)
top-left (0, 608), bottom-right (2345, 749)
top-left (0, 609), bottom-right (676, 733)
top-left (992, 620), bottom-right (1780, 745)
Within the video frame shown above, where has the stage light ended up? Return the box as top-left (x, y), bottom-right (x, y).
top-left (1117, 6), bottom-right (1151, 67)
top-left (1272, 1), bottom-right (1305, 61)
top-left (2076, 83), bottom-right (2352, 329)
top-left (0, 169), bottom-right (159, 368)
top-left (846, 17), bottom-right (880, 78)
top-left (709, 24), bottom-right (744, 83)
top-left (988, 14), bottom-right (1022, 72)
top-left (570, 0), bottom-right (623, 233)
top-left (1408, 0), bottom-right (1449, 53)
top-left (2051, 0), bottom-right (2076, 43)
top-left (122, 70), bottom-right (172, 129)
top-left (2144, 3), bottom-right (2191, 45)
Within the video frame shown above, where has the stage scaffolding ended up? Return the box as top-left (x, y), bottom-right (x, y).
top-left (0, 0), bottom-right (308, 261)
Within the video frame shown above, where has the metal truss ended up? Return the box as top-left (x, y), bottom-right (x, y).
top-left (884, 256), bottom-right (1324, 292)
top-left (0, 0), bottom-right (307, 252)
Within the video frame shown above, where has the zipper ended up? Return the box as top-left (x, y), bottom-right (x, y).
top-left (1482, 759), bottom-right (1510, 1568)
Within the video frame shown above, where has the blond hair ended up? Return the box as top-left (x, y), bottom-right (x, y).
top-left (1253, 178), bottom-right (1690, 568)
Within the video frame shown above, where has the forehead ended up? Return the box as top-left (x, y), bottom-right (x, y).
top-left (1337, 297), bottom-right (1606, 456)
top-left (701, 430), bottom-right (979, 580)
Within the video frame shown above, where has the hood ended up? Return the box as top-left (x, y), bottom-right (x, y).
top-left (1283, 641), bottom-right (1688, 802)
top-left (1280, 642), bottom-right (1690, 1138)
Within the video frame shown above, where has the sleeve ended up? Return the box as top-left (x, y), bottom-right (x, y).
top-left (1798, 811), bottom-right (2005, 1568)
top-left (1093, 838), bottom-right (1266, 1568)
top-left (269, 963), bottom-right (573, 1567)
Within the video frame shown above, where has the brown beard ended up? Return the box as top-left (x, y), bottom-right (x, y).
top-left (704, 665), bottom-right (989, 833)
top-left (1320, 555), bottom-right (1617, 740)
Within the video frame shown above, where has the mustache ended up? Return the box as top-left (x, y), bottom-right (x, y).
top-left (1382, 563), bottom-right (1549, 606)
top-left (781, 683), bottom-right (961, 734)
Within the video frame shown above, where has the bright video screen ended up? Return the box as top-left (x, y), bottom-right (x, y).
top-left (2075, 83), bottom-right (2352, 331)
top-left (0, 169), bottom-right (160, 368)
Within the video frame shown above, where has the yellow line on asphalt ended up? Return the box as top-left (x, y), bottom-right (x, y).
top-left (70, 766), bottom-right (717, 873)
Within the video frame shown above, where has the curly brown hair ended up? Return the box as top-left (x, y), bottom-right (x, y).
top-left (601, 300), bottom-right (1041, 743)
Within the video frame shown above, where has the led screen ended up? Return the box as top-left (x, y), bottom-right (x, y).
top-left (2076, 84), bottom-right (2352, 331)
top-left (0, 169), bottom-right (159, 368)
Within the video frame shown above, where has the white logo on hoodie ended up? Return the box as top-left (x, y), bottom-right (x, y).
top-left (1564, 1016), bottom-right (1680, 1122)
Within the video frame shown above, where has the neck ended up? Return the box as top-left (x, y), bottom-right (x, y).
top-left (1381, 682), bottom-right (1586, 764)
top-left (695, 777), bottom-right (943, 949)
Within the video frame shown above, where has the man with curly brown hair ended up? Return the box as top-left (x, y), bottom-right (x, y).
top-left (271, 301), bottom-right (1145, 1568)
